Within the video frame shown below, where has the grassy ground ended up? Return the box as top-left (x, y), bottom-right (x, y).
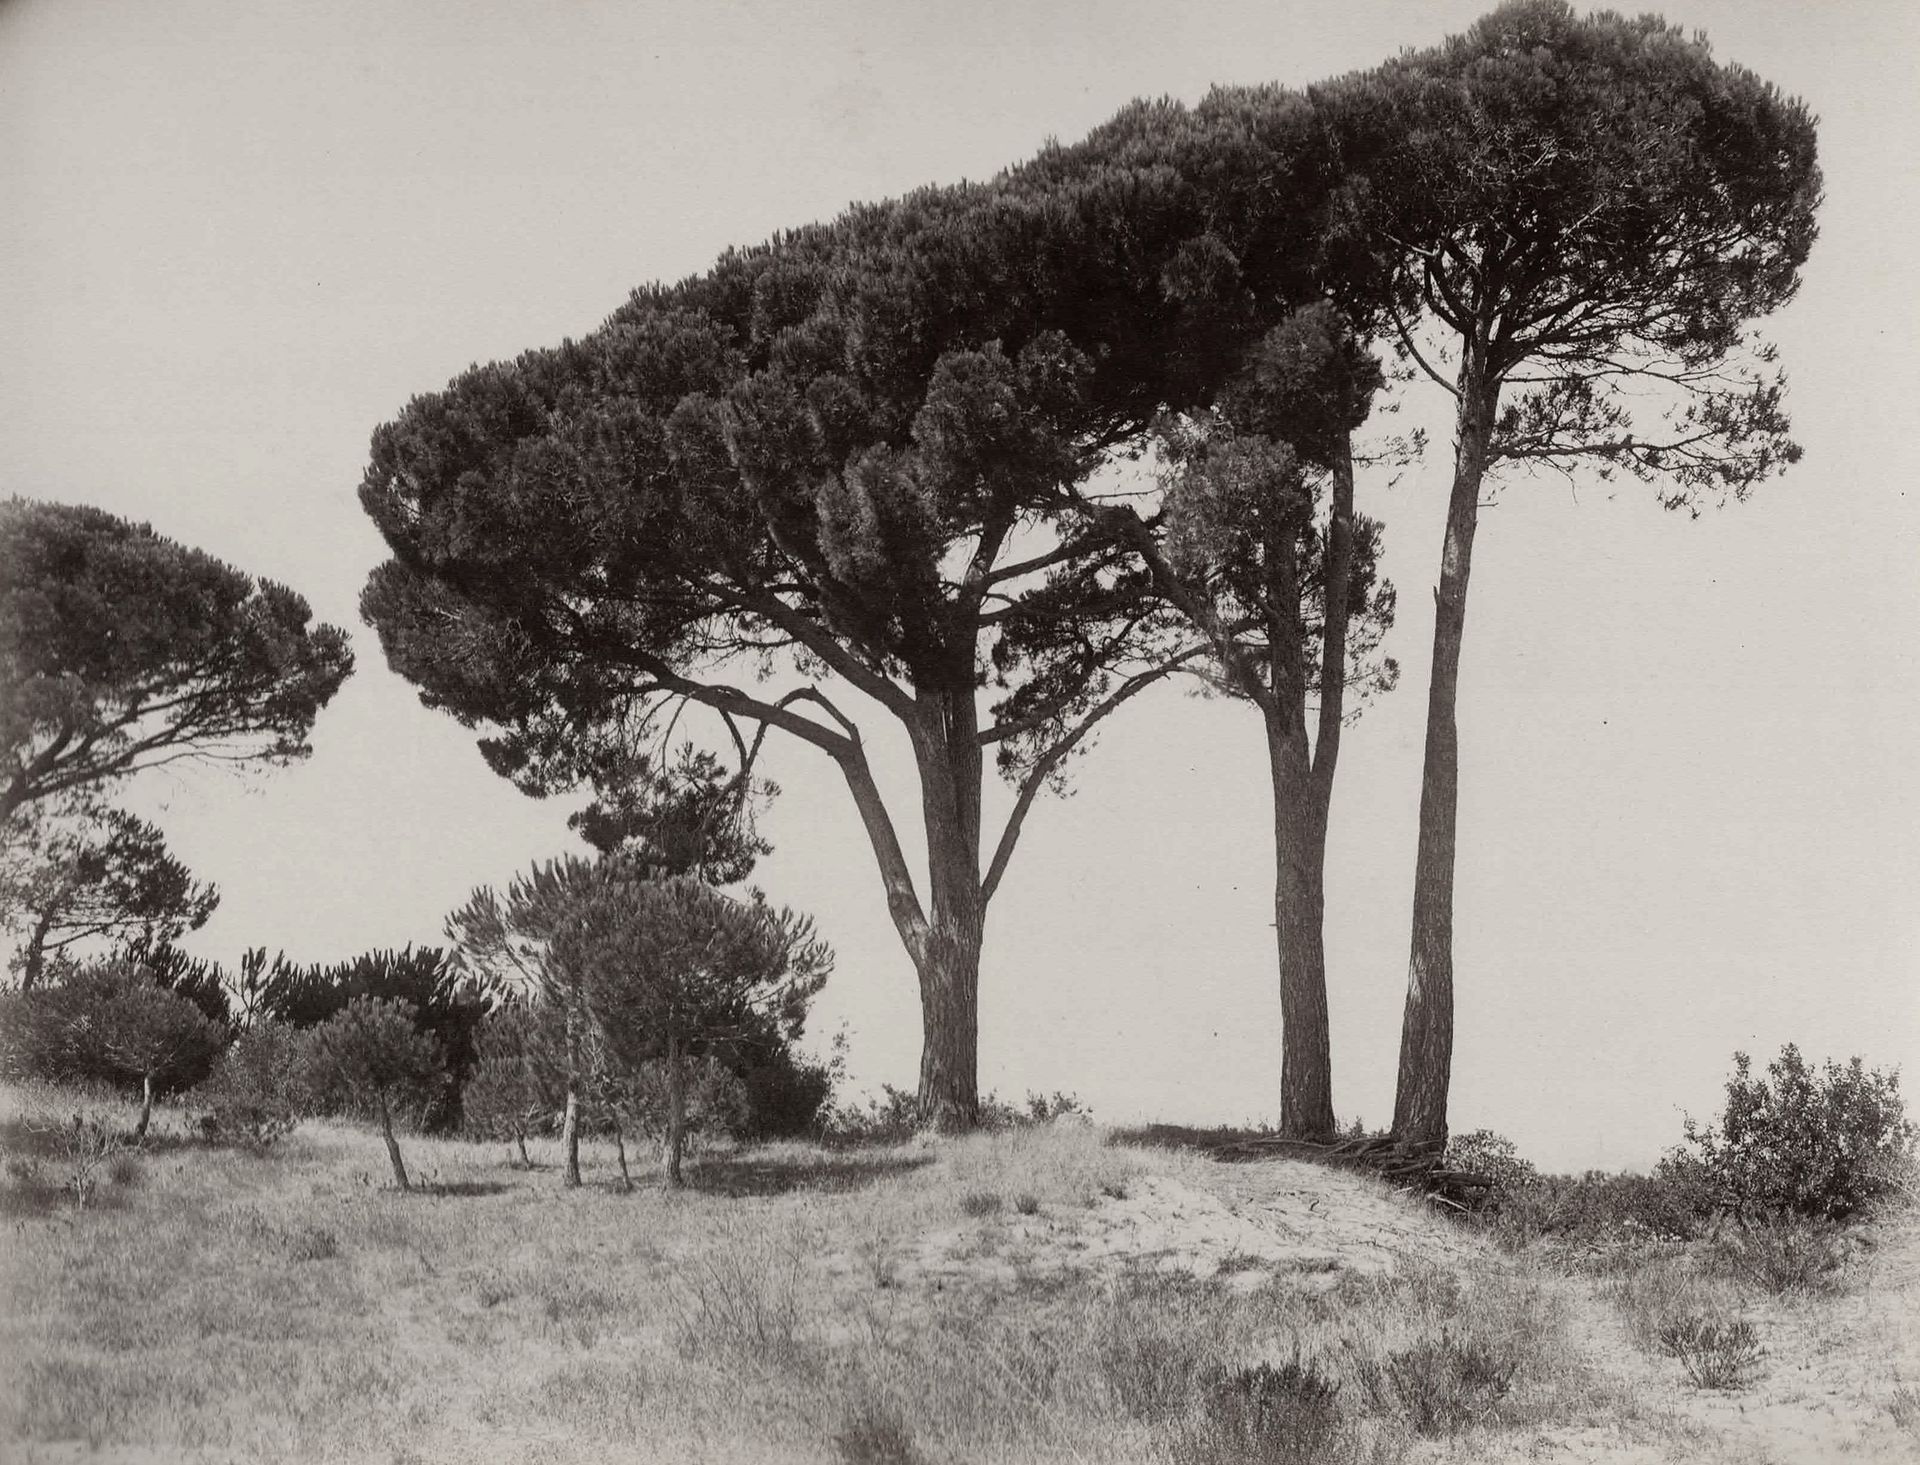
top-left (2, 1084), bottom-right (1915, 1464)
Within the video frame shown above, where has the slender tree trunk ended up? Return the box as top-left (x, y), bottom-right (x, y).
top-left (909, 687), bottom-right (985, 1132)
top-left (560, 1083), bottom-right (582, 1188)
top-left (1268, 715), bottom-right (1336, 1138)
top-left (514, 1132), bottom-right (531, 1168)
top-left (132, 1071), bottom-right (155, 1141)
top-left (378, 1094), bottom-right (411, 1191)
top-left (1392, 364), bottom-right (1500, 1151)
top-left (663, 1038), bottom-right (688, 1188)
top-left (613, 1123), bottom-right (632, 1192)
top-left (21, 910), bottom-right (55, 992)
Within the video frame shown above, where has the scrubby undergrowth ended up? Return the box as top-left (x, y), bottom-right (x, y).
top-left (1, 1083), bottom-right (1915, 1464)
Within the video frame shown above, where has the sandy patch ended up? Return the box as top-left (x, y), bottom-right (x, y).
top-left (827, 1152), bottom-right (1482, 1297)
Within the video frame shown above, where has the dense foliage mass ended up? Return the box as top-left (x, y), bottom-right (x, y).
top-left (1663, 1046), bottom-right (1916, 1221)
top-left (0, 498), bottom-right (353, 823)
top-left (355, 1), bottom-right (1820, 1143)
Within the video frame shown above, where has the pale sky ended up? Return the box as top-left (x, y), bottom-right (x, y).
top-left (3, 0), bottom-right (1915, 1171)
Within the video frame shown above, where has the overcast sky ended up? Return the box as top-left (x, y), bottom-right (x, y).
top-left (4, 0), bottom-right (1915, 1170)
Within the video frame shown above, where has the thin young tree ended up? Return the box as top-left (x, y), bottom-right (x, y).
top-left (1067, 303), bottom-right (1398, 1136)
top-left (447, 865), bottom-right (598, 1187)
top-left (301, 997), bottom-right (446, 1191)
top-left (1313, 0), bottom-right (1821, 1148)
top-left (558, 869), bottom-right (831, 1188)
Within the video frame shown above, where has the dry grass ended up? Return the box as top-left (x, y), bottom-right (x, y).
top-left (2, 1083), bottom-right (1913, 1464)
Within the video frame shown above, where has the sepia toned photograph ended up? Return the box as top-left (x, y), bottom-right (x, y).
top-left (2, 1), bottom-right (1916, 1460)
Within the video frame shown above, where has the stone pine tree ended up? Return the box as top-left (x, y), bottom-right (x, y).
top-left (446, 862), bottom-right (600, 1187)
top-left (2, 806), bottom-right (219, 990)
top-left (0, 499), bottom-right (353, 824)
top-left (1312, 0), bottom-right (1821, 1148)
top-left (360, 122), bottom-right (1353, 1127)
top-left (1066, 303), bottom-right (1398, 1137)
top-left (556, 868), bottom-right (831, 1188)
top-left (301, 997), bottom-right (447, 1191)
top-left (0, 962), bottom-right (229, 1138)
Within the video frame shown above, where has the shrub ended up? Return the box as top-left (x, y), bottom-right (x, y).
top-left (1657, 1315), bottom-right (1763, 1390)
top-left (1481, 1171), bottom-right (1718, 1267)
top-left (980, 1089), bottom-right (1090, 1129)
top-left (1444, 1129), bottom-right (1538, 1194)
top-left (1662, 1045), bottom-right (1915, 1221)
top-left (460, 1004), bottom-right (555, 1164)
top-left (831, 1403), bottom-right (924, 1465)
top-left (286, 1226), bottom-right (339, 1262)
top-left (1888, 1386), bottom-right (1920, 1441)
top-left (1708, 1218), bottom-right (1847, 1296)
top-left (197, 1021), bottom-right (307, 1148)
top-left (1356, 1332), bottom-right (1516, 1436)
top-left (822, 1084), bottom-right (924, 1146)
top-left (958, 1190), bottom-right (1001, 1217)
top-left (730, 1041), bottom-right (837, 1141)
top-left (15, 1112), bottom-right (128, 1211)
top-left (1602, 1257), bottom-right (1739, 1355)
top-left (1169, 1358), bottom-right (1343, 1465)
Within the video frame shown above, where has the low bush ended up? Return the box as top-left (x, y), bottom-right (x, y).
top-left (821, 1085), bottom-right (1090, 1146)
top-left (1603, 1257), bottom-right (1740, 1355)
top-left (1701, 1216), bottom-right (1849, 1296)
top-left (1658, 1315), bottom-right (1763, 1390)
top-left (831, 1403), bottom-right (924, 1465)
top-left (1168, 1358), bottom-right (1344, 1465)
top-left (196, 1021), bottom-right (307, 1148)
top-left (1356, 1332), bottom-right (1516, 1436)
top-left (1662, 1045), bottom-right (1915, 1221)
top-left (1444, 1129), bottom-right (1538, 1194)
top-left (1480, 1170), bottom-right (1718, 1268)
top-left (958, 1190), bottom-right (1000, 1217)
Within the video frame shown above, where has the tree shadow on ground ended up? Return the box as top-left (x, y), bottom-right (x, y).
top-left (689, 1150), bottom-right (934, 1198)
top-left (1109, 1122), bottom-right (1271, 1155)
top-left (418, 1179), bottom-right (516, 1198)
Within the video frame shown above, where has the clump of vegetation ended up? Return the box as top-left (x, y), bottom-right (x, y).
top-left (1354, 1332), bottom-right (1516, 1437)
top-left (196, 1021), bottom-right (307, 1149)
top-left (831, 1403), bottom-right (924, 1465)
top-left (299, 997), bottom-right (447, 1190)
top-left (1480, 1170), bottom-right (1719, 1269)
top-left (958, 1190), bottom-right (1000, 1217)
top-left (1444, 1128), bottom-right (1538, 1195)
top-left (0, 962), bottom-right (229, 1138)
top-left (1708, 1217), bottom-right (1849, 1297)
top-left (1888, 1386), bottom-right (1920, 1442)
top-left (1168, 1358), bottom-right (1344, 1465)
top-left (1658, 1315), bottom-right (1764, 1390)
top-left (1662, 1045), bottom-right (1915, 1221)
top-left (1602, 1257), bottom-right (1741, 1356)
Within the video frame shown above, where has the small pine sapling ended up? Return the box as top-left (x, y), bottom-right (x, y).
top-left (301, 997), bottom-right (446, 1190)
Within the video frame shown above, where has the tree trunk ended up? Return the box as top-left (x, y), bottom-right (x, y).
top-left (613, 1123), bottom-right (632, 1192)
top-left (663, 1038), bottom-right (688, 1189)
top-left (560, 1083), bottom-right (582, 1188)
top-left (132, 1071), bottom-right (155, 1141)
top-left (514, 1133), bottom-right (531, 1168)
top-left (1268, 717), bottom-right (1336, 1139)
top-left (20, 910), bottom-right (55, 992)
top-left (378, 1094), bottom-right (411, 1191)
top-left (909, 688), bottom-right (985, 1132)
top-left (1392, 365), bottom-right (1499, 1150)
